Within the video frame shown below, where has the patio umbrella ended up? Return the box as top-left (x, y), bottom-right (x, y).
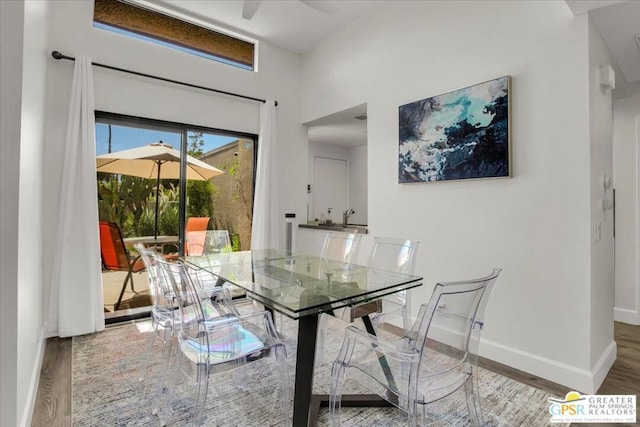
top-left (96, 142), bottom-right (224, 238)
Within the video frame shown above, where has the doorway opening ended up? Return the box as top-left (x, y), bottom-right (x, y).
top-left (95, 112), bottom-right (256, 321)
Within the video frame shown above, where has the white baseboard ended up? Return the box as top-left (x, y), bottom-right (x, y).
top-left (20, 325), bottom-right (47, 427)
top-left (45, 318), bottom-right (58, 338)
top-left (480, 337), bottom-right (617, 394)
top-left (591, 341), bottom-right (617, 392)
top-left (614, 307), bottom-right (640, 325)
top-left (427, 322), bottom-right (618, 395)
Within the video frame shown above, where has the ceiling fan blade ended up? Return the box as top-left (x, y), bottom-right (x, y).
top-left (300, 0), bottom-right (337, 15)
top-left (242, 0), bottom-right (262, 20)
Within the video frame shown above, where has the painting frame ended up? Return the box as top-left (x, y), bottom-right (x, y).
top-left (398, 75), bottom-right (511, 183)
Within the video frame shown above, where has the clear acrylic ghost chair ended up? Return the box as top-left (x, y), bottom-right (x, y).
top-left (315, 232), bottom-right (363, 364)
top-left (136, 243), bottom-right (239, 323)
top-left (185, 230), bottom-right (227, 289)
top-left (190, 230), bottom-right (248, 300)
top-left (320, 232), bottom-right (363, 264)
top-left (329, 269), bottom-right (501, 427)
top-left (135, 245), bottom-right (238, 388)
top-left (365, 237), bottom-right (420, 334)
top-left (187, 229), bottom-right (232, 256)
top-left (135, 244), bottom-right (175, 382)
top-left (157, 259), bottom-right (290, 426)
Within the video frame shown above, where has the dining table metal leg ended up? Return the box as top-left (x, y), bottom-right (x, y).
top-left (292, 313), bottom-right (319, 427)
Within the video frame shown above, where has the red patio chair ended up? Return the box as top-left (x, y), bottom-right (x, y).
top-left (99, 221), bottom-right (146, 311)
top-left (165, 216), bottom-right (210, 260)
top-left (184, 217), bottom-right (210, 256)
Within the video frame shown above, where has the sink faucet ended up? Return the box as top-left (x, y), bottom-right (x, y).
top-left (342, 209), bottom-right (355, 227)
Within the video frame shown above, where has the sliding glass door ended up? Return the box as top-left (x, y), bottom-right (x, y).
top-left (95, 112), bottom-right (256, 321)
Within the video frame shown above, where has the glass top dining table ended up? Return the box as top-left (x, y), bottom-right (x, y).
top-left (184, 249), bottom-right (423, 426)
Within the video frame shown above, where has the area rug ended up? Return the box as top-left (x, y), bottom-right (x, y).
top-left (72, 302), bottom-right (563, 426)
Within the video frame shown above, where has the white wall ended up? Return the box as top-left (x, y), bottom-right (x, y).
top-left (613, 93), bottom-right (640, 324)
top-left (1, 0), bottom-right (49, 425)
top-left (42, 1), bottom-right (307, 336)
top-left (0, 2), bottom-right (25, 425)
top-left (348, 145), bottom-right (368, 225)
top-left (300, 0), bottom-right (612, 393)
top-left (18, 2), bottom-right (49, 424)
top-left (588, 16), bottom-right (617, 383)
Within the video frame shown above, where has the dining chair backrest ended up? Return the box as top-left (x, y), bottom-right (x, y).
top-left (157, 260), bottom-right (204, 337)
top-left (206, 230), bottom-right (232, 253)
top-left (186, 216), bottom-right (210, 231)
top-left (99, 221), bottom-right (131, 271)
top-left (320, 232), bottom-right (362, 264)
top-left (411, 268), bottom-right (501, 363)
top-left (188, 230), bottom-right (232, 256)
top-left (135, 244), bottom-right (174, 313)
top-left (367, 237), bottom-right (420, 274)
top-left (360, 237), bottom-right (420, 329)
top-left (184, 217), bottom-right (210, 256)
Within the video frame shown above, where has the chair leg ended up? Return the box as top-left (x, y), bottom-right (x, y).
top-left (464, 375), bottom-right (482, 426)
top-left (152, 331), bottom-right (178, 426)
top-left (129, 271), bottom-right (136, 292)
top-left (402, 304), bottom-right (411, 334)
top-left (129, 256), bottom-right (141, 292)
top-left (140, 317), bottom-right (160, 382)
top-left (315, 313), bottom-right (328, 368)
top-left (114, 266), bottom-right (136, 311)
top-left (407, 409), bottom-right (419, 427)
top-left (328, 362), bottom-right (347, 427)
top-left (274, 344), bottom-right (290, 425)
top-left (189, 365), bottom-right (209, 426)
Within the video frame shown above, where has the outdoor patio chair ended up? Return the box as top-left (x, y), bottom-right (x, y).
top-left (165, 216), bottom-right (210, 260)
top-left (329, 269), bottom-right (501, 427)
top-left (98, 221), bottom-right (146, 311)
top-left (184, 216), bottom-right (210, 256)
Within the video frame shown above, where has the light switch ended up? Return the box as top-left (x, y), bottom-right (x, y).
top-left (595, 222), bottom-right (602, 241)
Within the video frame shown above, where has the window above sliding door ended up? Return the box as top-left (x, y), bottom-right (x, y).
top-left (93, 0), bottom-right (256, 70)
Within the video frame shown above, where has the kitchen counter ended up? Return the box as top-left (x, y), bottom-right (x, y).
top-left (299, 223), bottom-right (368, 234)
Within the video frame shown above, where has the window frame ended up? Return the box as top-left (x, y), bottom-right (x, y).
top-left (96, 111), bottom-right (258, 322)
top-left (93, 0), bottom-right (258, 71)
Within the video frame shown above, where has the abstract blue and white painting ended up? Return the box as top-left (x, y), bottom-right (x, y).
top-left (399, 76), bottom-right (510, 183)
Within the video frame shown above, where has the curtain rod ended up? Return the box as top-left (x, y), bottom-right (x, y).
top-left (51, 50), bottom-right (277, 106)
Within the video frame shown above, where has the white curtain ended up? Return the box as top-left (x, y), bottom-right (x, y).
top-left (251, 98), bottom-right (279, 250)
top-left (49, 54), bottom-right (104, 337)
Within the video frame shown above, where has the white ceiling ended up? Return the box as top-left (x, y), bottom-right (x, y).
top-left (148, 0), bottom-right (384, 54)
top-left (304, 104), bottom-right (368, 148)
top-left (567, 1), bottom-right (640, 85)
top-left (143, 0), bottom-right (640, 146)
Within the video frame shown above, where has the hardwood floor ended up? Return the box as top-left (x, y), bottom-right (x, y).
top-left (31, 337), bottom-right (72, 427)
top-left (579, 322), bottom-right (640, 427)
top-left (31, 322), bottom-right (640, 426)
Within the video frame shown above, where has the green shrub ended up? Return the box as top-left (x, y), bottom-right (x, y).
top-left (231, 233), bottom-right (240, 252)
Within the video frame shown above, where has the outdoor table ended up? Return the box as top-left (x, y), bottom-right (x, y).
top-left (184, 249), bottom-right (423, 426)
top-left (123, 235), bottom-right (178, 253)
